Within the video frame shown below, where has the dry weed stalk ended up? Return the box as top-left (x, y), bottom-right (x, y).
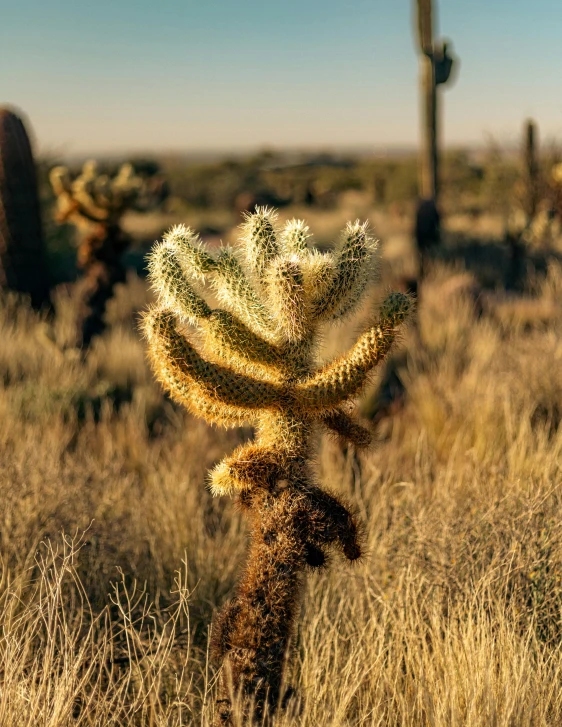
top-left (142, 207), bottom-right (412, 723)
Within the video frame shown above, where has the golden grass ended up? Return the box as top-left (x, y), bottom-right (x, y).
top-left (1, 250), bottom-right (561, 725)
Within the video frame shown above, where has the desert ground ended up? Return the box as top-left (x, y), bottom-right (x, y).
top-left (1, 161), bottom-right (562, 725)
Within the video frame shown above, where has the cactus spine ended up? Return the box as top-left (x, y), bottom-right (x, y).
top-left (0, 108), bottom-right (50, 309)
top-left (143, 208), bottom-right (412, 723)
top-left (50, 161), bottom-right (165, 347)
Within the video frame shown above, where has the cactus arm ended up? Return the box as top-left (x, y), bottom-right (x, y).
top-left (209, 427), bottom-right (311, 496)
top-left (298, 485), bottom-right (362, 561)
top-left (147, 241), bottom-right (212, 325)
top-left (266, 256), bottom-right (307, 342)
top-left (147, 351), bottom-right (248, 428)
top-left (279, 218), bottom-right (310, 254)
top-left (320, 409), bottom-right (373, 448)
top-left (313, 221), bottom-right (378, 321)
top-left (50, 167), bottom-right (107, 226)
top-left (143, 309), bottom-right (285, 411)
top-left (296, 293), bottom-right (412, 411)
top-left (202, 309), bottom-right (280, 369)
top-left (296, 326), bottom-right (394, 410)
top-left (209, 442), bottom-right (285, 496)
top-left (240, 206), bottom-right (279, 279)
top-left (149, 244), bottom-right (283, 373)
top-left (49, 166), bottom-right (72, 196)
top-left (161, 225), bottom-right (217, 280)
top-left (301, 249), bottom-right (336, 301)
top-left (72, 179), bottom-right (111, 221)
top-left (211, 248), bottom-right (275, 335)
top-left (143, 310), bottom-right (258, 427)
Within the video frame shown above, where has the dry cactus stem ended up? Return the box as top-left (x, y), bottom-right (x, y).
top-left (0, 107), bottom-right (50, 309)
top-left (50, 160), bottom-right (166, 347)
top-left (143, 208), bottom-right (412, 724)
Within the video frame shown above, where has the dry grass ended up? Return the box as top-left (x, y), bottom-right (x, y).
top-left (1, 228), bottom-right (562, 725)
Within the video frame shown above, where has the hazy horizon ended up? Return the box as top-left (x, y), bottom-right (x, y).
top-left (4, 0), bottom-right (562, 156)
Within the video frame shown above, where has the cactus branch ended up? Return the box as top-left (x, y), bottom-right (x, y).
top-left (212, 249), bottom-right (275, 336)
top-left (266, 256), bottom-right (308, 342)
top-left (240, 206), bottom-right (279, 279)
top-left (143, 309), bottom-right (285, 412)
top-left (297, 293), bottom-right (413, 411)
top-left (202, 310), bottom-right (281, 370)
top-left (280, 218), bottom-right (311, 254)
top-left (148, 241), bottom-right (212, 325)
top-left (313, 221), bottom-right (378, 320)
top-left (321, 409), bottom-right (373, 448)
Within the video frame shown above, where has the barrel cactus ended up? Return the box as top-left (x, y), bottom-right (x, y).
top-left (143, 208), bottom-right (413, 724)
top-left (0, 107), bottom-right (50, 309)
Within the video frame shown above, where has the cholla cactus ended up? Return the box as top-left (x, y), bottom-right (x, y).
top-left (50, 160), bottom-right (166, 347)
top-left (143, 208), bottom-right (412, 724)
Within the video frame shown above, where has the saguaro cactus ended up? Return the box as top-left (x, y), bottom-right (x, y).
top-left (523, 119), bottom-right (539, 224)
top-left (143, 208), bottom-right (412, 723)
top-left (50, 161), bottom-right (166, 347)
top-left (0, 107), bottom-right (50, 308)
top-left (413, 0), bottom-right (457, 266)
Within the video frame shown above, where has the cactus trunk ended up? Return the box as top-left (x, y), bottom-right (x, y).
top-left (0, 108), bottom-right (50, 309)
top-left (523, 119), bottom-right (539, 224)
top-left (419, 53), bottom-right (438, 202)
top-left (212, 488), bottom-right (305, 723)
top-left (413, 0), bottom-right (457, 270)
top-left (76, 224), bottom-right (129, 348)
top-left (417, 0), bottom-right (438, 202)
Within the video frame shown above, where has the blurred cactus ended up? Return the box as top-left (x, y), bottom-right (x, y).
top-left (413, 0), bottom-right (457, 269)
top-left (523, 119), bottom-right (540, 223)
top-left (143, 208), bottom-right (413, 723)
top-left (50, 160), bottom-right (166, 347)
top-left (0, 107), bottom-right (50, 309)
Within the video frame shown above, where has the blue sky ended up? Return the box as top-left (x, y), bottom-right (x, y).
top-left (2, 0), bottom-right (561, 154)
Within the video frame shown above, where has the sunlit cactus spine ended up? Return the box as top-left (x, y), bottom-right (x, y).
top-left (50, 160), bottom-right (167, 347)
top-left (0, 107), bottom-right (50, 309)
top-left (142, 208), bottom-right (413, 724)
